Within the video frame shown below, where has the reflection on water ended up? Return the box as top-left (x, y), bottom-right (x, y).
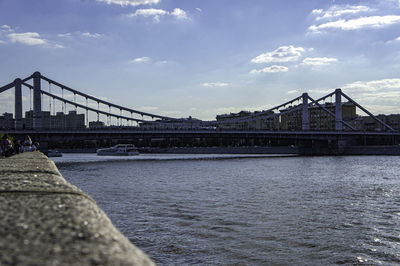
top-left (56, 154), bottom-right (400, 265)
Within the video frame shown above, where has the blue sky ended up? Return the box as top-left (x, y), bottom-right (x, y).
top-left (1, 0), bottom-right (400, 120)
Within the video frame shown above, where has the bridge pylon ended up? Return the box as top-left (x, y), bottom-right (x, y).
top-left (335, 88), bottom-right (343, 131)
top-left (302, 93), bottom-right (309, 131)
top-left (33, 71), bottom-right (42, 129)
top-left (14, 78), bottom-right (23, 129)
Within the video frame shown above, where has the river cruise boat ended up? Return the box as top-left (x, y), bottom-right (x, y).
top-left (97, 144), bottom-right (139, 156)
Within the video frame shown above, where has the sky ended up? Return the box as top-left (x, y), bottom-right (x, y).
top-left (1, 0), bottom-right (400, 120)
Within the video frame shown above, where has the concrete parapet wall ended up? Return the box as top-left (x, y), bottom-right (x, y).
top-left (0, 152), bottom-right (154, 266)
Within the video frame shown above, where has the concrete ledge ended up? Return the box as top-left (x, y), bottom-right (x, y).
top-left (0, 152), bottom-right (154, 266)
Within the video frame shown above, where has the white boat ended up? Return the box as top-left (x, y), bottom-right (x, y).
top-left (47, 149), bottom-right (62, 157)
top-left (97, 144), bottom-right (139, 156)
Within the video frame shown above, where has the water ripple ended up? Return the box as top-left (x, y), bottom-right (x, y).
top-left (57, 155), bottom-right (400, 265)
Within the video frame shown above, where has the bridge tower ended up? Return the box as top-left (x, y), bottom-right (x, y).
top-left (33, 71), bottom-right (42, 129)
top-left (302, 93), bottom-right (309, 131)
top-left (14, 78), bottom-right (23, 129)
top-left (335, 88), bottom-right (342, 131)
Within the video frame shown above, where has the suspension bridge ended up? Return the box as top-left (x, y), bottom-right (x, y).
top-left (1, 71), bottom-right (400, 155)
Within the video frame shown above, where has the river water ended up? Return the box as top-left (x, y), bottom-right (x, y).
top-left (54, 154), bottom-right (400, 265)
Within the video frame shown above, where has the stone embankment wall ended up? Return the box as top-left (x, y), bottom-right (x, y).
top-left (0, 152), bottom-right (154, 266)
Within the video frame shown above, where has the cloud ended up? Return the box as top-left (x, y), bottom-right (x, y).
top-left (312, 5), bottom-right (373, 21)
top-left (309, 15), bottom-right (400, 32)
top-left (196, 7), bottom-right (202, 12)
top-left (1, 25), bottom-right (13, 32)
top-left (57, 33), bottom-right (72, 38)
top-left (202, 82), bottom-right (229, 87)
top-left (8, 32), bottom-right (47, 46)
top-left (52, 44), bottom-right (65, 49)
top-left (96, 0), bottom-right (160, 7)
top-left (337, 78), bottom-right (400, 114)
top-left (249, 65), bottom-right (289, 74)
top-left (82, 32), bottom-right (102, 38)
top-left (287, 90), bottom-right (299, 94)
top-left (301, 57), bottom-right (338, 66)
top-left (127, 8), bottom-right (189, 22)
top-left (311, 9), bottom-right (323, 15)
top-left (129, 56), bottom-right (151, 63)
top-left (129, 8), bottom-right (167, 18)
top-left (342, 78), bottom-right (400, 93)
top-left (251, 45), bottom-right (305, 63)
top-left (1, 26), bottom-right (62, 48)
top-left (171, 8), bottom-right (189, 20)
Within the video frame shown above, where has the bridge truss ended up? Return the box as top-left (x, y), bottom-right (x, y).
top-left (0, 71), bottom-right (395, 132)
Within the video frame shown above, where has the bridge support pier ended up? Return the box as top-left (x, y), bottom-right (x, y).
top-left (33, 71), bottom-right (42, 129)
top-left (335, 89), bottom-right (342, 131)
top-left (14, 78), bottom-right (23, 129)
top-left (302, 93), bottom-right (309, 131)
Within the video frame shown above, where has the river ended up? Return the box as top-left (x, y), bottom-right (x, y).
top-left (54, 154), bottom-right (400, 265)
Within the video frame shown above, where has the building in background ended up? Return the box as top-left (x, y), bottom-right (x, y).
top-left (217, 102), bottom-right (357, 131)
top-left (216, 110), bottom-right (279, 130)
top-left (65, 111), bottom-right (85, 129)
top-left (0, 113), bottom-right (14, 129)
top-left (23, 110), bottom-right (85, 129)
top-left (279, 102), bottom-right (356, 131)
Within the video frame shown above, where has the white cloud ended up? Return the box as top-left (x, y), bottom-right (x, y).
top-left (57, 33), bottom-right (72, 38)
top-left (82, 32), bottom-right (102, 38)
top-left (129, 8), bottom-right (167, 17)
top-left (311, 9), bottom-right (323, 15)
top-left (250, 65), bottom-right (289, 74)
top-left (127, 8), bottom-right (189, 22)
top-left (129, 56), bottom-right (151, 63)
top-left (309, 15), bottom-right (400, 32)
top-left (3, 26), bottom-right (63, 48)
top-left (202, 82), bottom-right (229, 87)
top-left (171, 8), bottom-right (189, 20)
top-left (1, 25), bottom-right (13, 32)
top-left (52, 44), bottom-right (65, 49)
top-left (8, 32), bottom-right (47, 46)
top-left (312, 5), bottom-right (373, 21)
top-left (251, 45), bottom-right (305, 63)
top-left (196, 7), bottom-right (202, 12)
top-left (287, 90), bottom-right (299, 94)
top-left (342, 78), bottom-right (400, 92)
top-left (339, 78), bottom-right (400, 114)
top-left (97, 0), bottom-right (160, 7)
top-left (301, 57), bottom-right (338, 66)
